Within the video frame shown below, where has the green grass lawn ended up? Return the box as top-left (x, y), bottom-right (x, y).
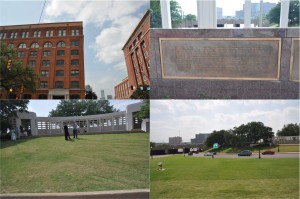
top-left (150, 155), bottom-right (299, 199)
top-left (0, 133), bottom-right (149, 193)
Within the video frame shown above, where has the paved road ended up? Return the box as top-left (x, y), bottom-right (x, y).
top-left (193, 152), bottom-right (299, 158)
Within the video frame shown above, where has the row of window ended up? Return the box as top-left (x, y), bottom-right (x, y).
top-left (27, 59), bottom-right (79, 67)
top-left (18, 49), bottom-right (79, 58)
top-left (15, 40), bottom-right (79, 49)
top-left (40, 81), bottom-right (80, 89)
top-left (40, 70), bottom-right (80, 77)
top-left (7, 94), bottom-right (80, 100)
top-left (0, 29), bottom-right (80, 39)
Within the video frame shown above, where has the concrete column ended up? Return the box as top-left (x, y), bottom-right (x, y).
top-left (259, 0), bottom-right (263, 27)
top-left (111, 116), bottom-right (114, 131)
top-left (160, 0), bottom-right (172, 28)
top-left (244, 0), bottom-right (251, 28)
top-left (87, 119), bottom-right (90, 133)
top-left (280, 0), bottom-right (290, 28)
top-left (197, 0), bottom-right (216, 28)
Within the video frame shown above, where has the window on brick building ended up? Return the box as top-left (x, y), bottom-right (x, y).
top-left (71, 59), bottom-right (79, 66)
top-left (57, 50), bottom-right (65, 56)
top-left (43, 50), bottom-right (51, 57)
top-left (57, 41), bottom-right (66, 47)
top-left (56, 60), bottom-right (64, 66)
top-left (29, 51), bottom-right (37, 57)
top-left (42, 60), bottom-right (50, 67)
top-left (17, 52), bottom-right (24, 58)
top-left (71, 70), bottom-right (80, 76)
top-left (21, 31), bottom-right (29, 38)
top-left (41, 71), bottom-right (49, 77)
top-left (55, 81), bottom-right (64, 88)
top-left (40, 81), bottom-right (48, 88)
top-left (33, 31), bottom-right (41, 38)
top-left (70, 95), bottom-right (80, 99)
top-left (28, 60), bottom-right (36, 67)
top-left (138, 32), bottom-right (142, 40)
top-left (70, 81), bottom-right (79, 88)
top-left (71, 29), bottom-right (80, 36)
top-left (56, 70), bottom-right (64, 76)
top-left (44, 42), bottom-right (52, 48)
top-left (71, 40), bottom-right (79, 46)
top-left (71, 50), bottom-right (79, 55)
top-left (38, 94), bottom-right (48, 99)
top-left (31, 42), bottom-right (39, 48)
top-left (45, 30), bottom-right (53, 37)
top-left (58, 29), bottom-right (66, 36)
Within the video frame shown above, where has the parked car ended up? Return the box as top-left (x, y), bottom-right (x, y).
top-left (238, 150), bottom-right (252, 156)
top-left (204, 152), bottom-right (213, 156)
top-left (262, 150), bottom-right (275, 155)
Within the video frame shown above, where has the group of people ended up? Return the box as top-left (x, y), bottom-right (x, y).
top-left (63, 122), bottom-right (79, 140)
top-left (9, 125), bottom-right (27, 141)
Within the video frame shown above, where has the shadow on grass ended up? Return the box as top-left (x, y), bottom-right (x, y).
top-left (0, 137), bottom-right (40, 149)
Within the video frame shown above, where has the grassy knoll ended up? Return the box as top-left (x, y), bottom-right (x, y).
top-left (207, 145), bottom-right (299, 154)
top-left (0, 133), bottom-right (149, 193)
top-left (150, 155), bottom-right (299, 199)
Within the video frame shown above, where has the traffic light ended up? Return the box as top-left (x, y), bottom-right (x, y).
top-left (6, 59), bottom-right (12, 70)
top-left (20, 85), bottom-right (24, 94)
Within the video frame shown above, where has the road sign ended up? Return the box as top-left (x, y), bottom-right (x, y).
top-left (213, 143), bottom-right (219, 149)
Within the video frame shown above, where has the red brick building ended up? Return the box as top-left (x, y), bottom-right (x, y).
top-left (114, 10), bottom-right (150, 99)
top-left (0, 22), bottom-right (85, 99)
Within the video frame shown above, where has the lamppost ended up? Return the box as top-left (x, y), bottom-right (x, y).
top-left (150, 146), bottom-right (153, 159)
top-left (278, 137), bottom-right (280, 152)
top-left (258, 144), bottom-right (261, 159)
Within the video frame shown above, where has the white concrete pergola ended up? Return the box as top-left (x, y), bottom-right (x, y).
top-left (160, 0), bottom-right (290, 29)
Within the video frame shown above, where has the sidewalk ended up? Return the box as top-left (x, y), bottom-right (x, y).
top-left (0, 189), bottom-right (149, 199)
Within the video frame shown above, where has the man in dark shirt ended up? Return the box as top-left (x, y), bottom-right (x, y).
top-left (63, 123), bottom-right (71, 140)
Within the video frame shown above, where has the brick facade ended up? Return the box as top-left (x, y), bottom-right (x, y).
top-left (0, 21), bottom-right (85, 99)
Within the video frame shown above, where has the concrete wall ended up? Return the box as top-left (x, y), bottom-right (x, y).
top-left (150, 28), bottom-right (300, 99)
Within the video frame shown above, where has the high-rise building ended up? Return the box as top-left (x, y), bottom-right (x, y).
top-left (235, 2), bottom-right (276, 19)
top-left (191, 133), bottom-right (210, 144)
top-left (0, 22), bottom-right (85, 99)
top-left (114, 10), bottom-right (150, 99)
top-left (169, 136), bottom-right (182, 145)
top-left (100, 89), bottom-right (105, 99)
top-left (217, 7), bottom-right (223, 19)
top-left (107, 95), bottom-right (112, 99)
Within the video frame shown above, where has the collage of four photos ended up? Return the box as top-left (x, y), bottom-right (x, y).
top-left (0, 0), bottom-right (299, 199)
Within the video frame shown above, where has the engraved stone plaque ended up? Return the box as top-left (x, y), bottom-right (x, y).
top-left (160, 38), bottom-right (281, 80)
top-left (290, 39), bottom-right (300, 82)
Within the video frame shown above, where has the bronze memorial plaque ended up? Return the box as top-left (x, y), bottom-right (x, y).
top-left (160, 38), bottom-right (281, 80)
top-left (290, 38), bottom-right (300, 82)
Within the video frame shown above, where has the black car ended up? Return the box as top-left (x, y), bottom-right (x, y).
top-left (238, 150), bottom-right (252, 156)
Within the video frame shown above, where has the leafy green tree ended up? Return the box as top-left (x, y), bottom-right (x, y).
top-left (0, 100), bottom-right (29, 133)
top-left (130, 86), bottom-right (149, 99)
top-left (134, 100), bottom-right (150, 119)
top-left (85, 90), bottom-right (97, 99)
top-left (150, 0), bottom-right (183, 28)
top-left (205, 130), bottom-right (228, 148)
top-left (184, 14), bottom-right (196, 21)
top-left (49, 100), bottom-right (119, 117)
top-left (0, 42), bottom-right (39, 97)
top-left (267, 0), bottom-right (299, 26)
top-left (277, 123), bottom-right (300, 136)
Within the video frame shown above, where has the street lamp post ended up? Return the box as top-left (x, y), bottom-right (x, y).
top-left (278, 137), bottom-right (280, 152)
top-left (258, 145), bottom-right (261, 159)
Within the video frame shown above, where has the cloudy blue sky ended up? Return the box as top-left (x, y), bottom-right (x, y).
top-left (27, 99), bottom-right (141, 116)
top-left (0, 0), bottom-right (149, 98)
top-left (151, 100), bottom-right (300, 143)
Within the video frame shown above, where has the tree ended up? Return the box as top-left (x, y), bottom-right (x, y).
top-left (49, 100), bottom-right (119, 117)
top-left (205, 130), bottom-right (228, 148)
top-left (277, 123), bottom-right (300, 136)
top-left (130, 87), bottom-right (149, 99)
top-left (184, 14), bottom-right (196, 21)
top-left (134, 100), bottom-right (150, 119)
top-left (85, 90), bottom-right (97, 99)
top-left (0, 100), bottom-right (29, 133)
top-left (150, 0), bottom-right (183, 28)
top-left (0, 42), bottom-right (39, 97)
top-left (267, 0), bottom-right (299, 27)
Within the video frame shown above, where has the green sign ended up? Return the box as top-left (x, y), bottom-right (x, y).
top-left (213, 143), bottom-right (219, 149)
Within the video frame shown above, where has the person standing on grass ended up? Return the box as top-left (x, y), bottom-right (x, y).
top-left (72, 122), bottom-right (78, 139)
top-left (63, 123), bottom-right (71, 140)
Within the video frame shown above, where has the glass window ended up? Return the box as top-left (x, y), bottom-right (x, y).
top-left (33, 31), bottom-right (40, 38)
top-left (29, 51), bottom-right (37, 57)
top-left (71, 59), bottom-right (79, 66)
top-left (138, 32), bottom-right (142, 40)
top-left (58, 29), bottom-right (66, 36)
top-left (56, 60), bottom-right (64, 66)
top-left (3, 33), bottom-right (6, 39)
top-left (43, 50), bottom-right (51, 57)
top-left (71, 50), bottom-right (79, 55)
top-left (18, 43), bottom-right (26, 48)
top-left (70, 81), bottom-right (79, 88)
top-left (18, 52), bottom-right (24, 58)
top-left (56, 70), bottom-right (64, 76)
top-left (8, 43), bottom-right (14, 49)
top-left (71, 70), bottom-right (79, 76)
top-left (41, 71), bottom-right (49, 77)
top-left (57, 41), bottom-right (66, 47)
top-left (42, 60), bottom-right (50, 67)
top-left (57, 50), bottom-right (65, 56)
top-left (70, 95), bottom-right (80, 99)
top-left (31, 42), bottom-right (39, 48)
top-left (71, 29), bottom-right (80, 36)
top-left (28, 60), bottom-right (36, 67)
top-left (21, 31), bottom-right (29, 38)
top-left (40, 81), bottom-right (48, 88)
top-left (55, 81), bottom-right (64, 88)
top-left (38, 94), bottom-right (48, 99)
top-left (71, 40), bottom-right (79, 46)
top-left (44, 42), bottom-right (52, 48)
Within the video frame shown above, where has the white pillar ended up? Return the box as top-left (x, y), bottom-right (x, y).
top-left (197, 0), bottom-right (216, 28)
top-left (280, 0), bottom-right (290, 28)
top-left (160, 0), bottom-right (171, 28)
top-left (259, 0), bottom-right (263, 27)
top-left (244, 0), bottom-right (251, 28)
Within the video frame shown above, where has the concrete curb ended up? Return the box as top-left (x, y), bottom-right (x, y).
top-left (0, 189), bottom-right (150, 199)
